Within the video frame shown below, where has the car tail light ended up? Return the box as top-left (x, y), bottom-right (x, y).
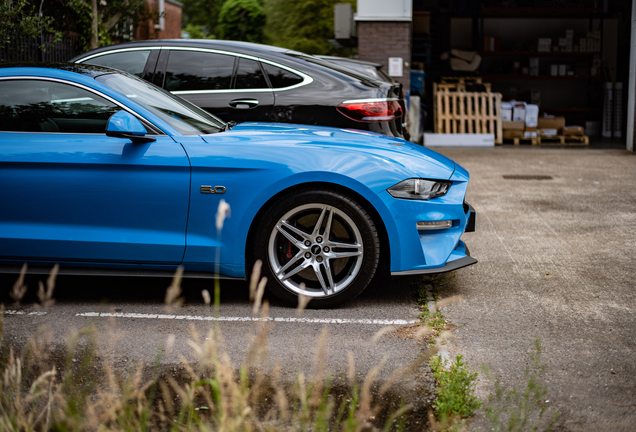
top-left (337, 99), bottom-right (403, 122)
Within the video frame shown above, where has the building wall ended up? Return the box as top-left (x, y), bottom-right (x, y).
top-left (357, 21), bottom-right (412, 89)
top-left (157, 1), bottom-right (182, 39)
top-left (136, 0), bottom-right (182, 40)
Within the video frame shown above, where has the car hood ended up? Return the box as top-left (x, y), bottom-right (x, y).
top-left (201, 122), bottom-right (457, 180)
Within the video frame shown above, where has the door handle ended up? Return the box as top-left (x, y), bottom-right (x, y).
top-left (229, 99), bottom-right (259, 109)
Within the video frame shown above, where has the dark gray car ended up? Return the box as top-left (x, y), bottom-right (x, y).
top-left (71, 40), bottom-right (408, 138)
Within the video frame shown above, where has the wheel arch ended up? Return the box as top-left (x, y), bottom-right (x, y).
top-left (245, 181), bottom-right (391, 280)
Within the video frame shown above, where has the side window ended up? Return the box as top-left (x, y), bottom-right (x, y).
top-left (83, 51), bottom-right (151, 77)
top-left (164, 51), bottom-right (235, 92)
top-left (261, 63), bottom-right (303, 88)
top-left (0, 80), bottom-right (120, 133)
top-left (234, 58), bottom-right (268, 89)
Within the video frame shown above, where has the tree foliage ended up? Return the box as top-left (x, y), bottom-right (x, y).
top-left (263, 0), bottom-right (355, 55)
top-left (0, 0), bottom-right (61, 49)
top-left (182, 23), bottom-right (215, 39)
top-left (182, 0), bottom-right (223, 38)
top-left (67, 0), bottom-right (158, 50)
top-left (217, 0), bottom-right (266, 43)
top-left (31, 0), bottom-right (157, 52)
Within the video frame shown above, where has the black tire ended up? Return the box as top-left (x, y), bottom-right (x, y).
top-left (253, 188), bottom-right (379, 308)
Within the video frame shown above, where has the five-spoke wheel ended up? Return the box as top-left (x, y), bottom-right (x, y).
top-left (254, 189), bottom-right (379, 308)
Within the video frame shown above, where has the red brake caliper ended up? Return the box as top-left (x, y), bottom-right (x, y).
top-left (286, 241), bottom-right (293, 259)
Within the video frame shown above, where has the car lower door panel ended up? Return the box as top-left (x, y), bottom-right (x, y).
top-left (0, 133), bottom-right (190, 264)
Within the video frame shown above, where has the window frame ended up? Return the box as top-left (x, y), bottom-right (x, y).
top-left (233, 56), bottom-right (270, 90)
top-left (76, 46), bottom-right (313, 95)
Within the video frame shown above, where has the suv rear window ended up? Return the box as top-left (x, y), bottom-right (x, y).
top-left (235, 58), bottom-right (268, 89)
top-left (261, 63), bottom-right (303, 88)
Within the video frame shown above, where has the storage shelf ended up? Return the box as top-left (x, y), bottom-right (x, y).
top-left (472, 6), bottom-right (604, 125)
top-left (481, 51), bottom-right (601, 57)
top-left (482, 7), bottom-right (602, 17)
top-left (540, 107), bottom-right (601, 113)
top-left (482, 75), bottom-right (599, 81)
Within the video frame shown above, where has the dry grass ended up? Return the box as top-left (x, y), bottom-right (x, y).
top-left (0, 262), bottom-right (442, 431)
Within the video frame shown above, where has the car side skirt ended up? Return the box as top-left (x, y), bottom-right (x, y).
top-left (0, 265), bottom-right (246, 280)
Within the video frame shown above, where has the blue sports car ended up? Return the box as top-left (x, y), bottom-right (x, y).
top-left (0, 64), bottom-right (476, 308)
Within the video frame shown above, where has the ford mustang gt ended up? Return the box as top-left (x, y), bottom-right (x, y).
top-left (0, 64), bottom-right (476, 308)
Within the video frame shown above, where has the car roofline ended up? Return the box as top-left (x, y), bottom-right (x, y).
top-left (70, 39), bottom-right (306, 62)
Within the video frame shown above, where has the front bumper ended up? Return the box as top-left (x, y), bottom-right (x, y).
top-left (383, 195), bottom-right (477, 276)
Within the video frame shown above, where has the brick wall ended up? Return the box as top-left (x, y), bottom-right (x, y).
top-left (157, 1), bottom-right (182, 39)
top-left (136, 0), bottom-right (182, 40)
top-left (357, 21), bottom-right (412, 90)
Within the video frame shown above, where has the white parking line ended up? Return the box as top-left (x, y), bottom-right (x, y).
top-left (76, 312), bottom-right (417, 326)
top-left (3, 310), bottom-right (48, 316)
top-left (3, 310), bottom-right (417, 326)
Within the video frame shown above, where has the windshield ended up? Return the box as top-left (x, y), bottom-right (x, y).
top-left (95, 73), bottom-right (225, 135)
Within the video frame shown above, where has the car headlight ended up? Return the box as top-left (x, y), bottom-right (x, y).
top-left (387, 179), bottom-right (451, 200)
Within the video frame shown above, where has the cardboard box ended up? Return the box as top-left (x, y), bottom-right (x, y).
top-left (524, 131), bottom-right (537, 138)
top-left (512, 102), bottom-right (527, 122)
top-left (537, 38), bottom-right (551, 52)
top-left (501, 102), bottom-right (513, 122)
top-left (538, 116), bottom-right (566, 130)
top-left (503, 130), bottom-right (524, 139)
top-left (502, 121), bottom-right (525, 131)
top-left (561, 125), bottom-right (584, 136)
top-left (539, 128), bottom-right (558, 137)
top-left (551, 64), bottom-right (558, 76)
top-left (423, 133), bottom-right (495, 147)
top-left (525, 104), bottom-right (539, 127)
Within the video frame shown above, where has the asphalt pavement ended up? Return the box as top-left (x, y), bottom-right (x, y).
top-left (2, 145), bottom-right (635, 431)
top-left (433, 146), bottom-right (636, 431)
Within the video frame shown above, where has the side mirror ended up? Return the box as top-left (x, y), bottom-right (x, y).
top-left (106, 110), bottom-right (156, 143)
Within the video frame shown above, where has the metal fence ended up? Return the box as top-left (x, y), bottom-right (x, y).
top-left (0, 32), bottom-right (81, 63)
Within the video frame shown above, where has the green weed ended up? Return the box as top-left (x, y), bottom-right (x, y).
top-left (430, 354), bottom-right (481, 422)
top-left (482, 339), bottom-right (559, 432)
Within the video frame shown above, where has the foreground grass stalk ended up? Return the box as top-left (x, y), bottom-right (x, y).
top-left (0, 258), bottom-right (431, 431)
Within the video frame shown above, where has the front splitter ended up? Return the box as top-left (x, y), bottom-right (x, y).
top-left (390, 255), bottom-right (478, 277)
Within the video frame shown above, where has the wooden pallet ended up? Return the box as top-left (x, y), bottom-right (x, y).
top-left (438, 77), bottom-right (492, 92)
top-left (433, 84), bottom-right (503, 144)
top-left (537, 135), bottom-right (589, 145)
top-left (436, 82), bottom-right (492, 93)
top-left (441, 76), bottom-right (484, 84)
top-left (502, 136), bottom-right (538, 145)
